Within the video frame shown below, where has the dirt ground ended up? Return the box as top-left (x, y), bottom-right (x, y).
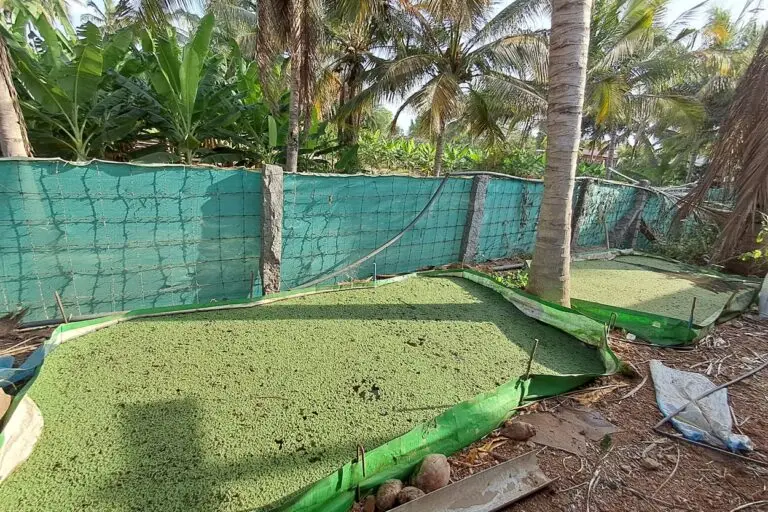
top-left (449, 315), bottom-right (768, 512)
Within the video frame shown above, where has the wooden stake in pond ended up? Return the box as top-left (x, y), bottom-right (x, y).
top-left (54, 291), bottom-right (68, 323)
top-left (523, 339), bottom-right (540, 380)
top-left (688, 297), bottom-right (697, 330)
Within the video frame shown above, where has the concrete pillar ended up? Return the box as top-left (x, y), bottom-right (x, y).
top-left (459, 174), bottom-right (490, 264)
top-left (260, 164), bottom-right (283, 294)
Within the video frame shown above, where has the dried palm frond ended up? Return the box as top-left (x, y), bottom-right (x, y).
top-left (679, 29), bottom-right (768, 260)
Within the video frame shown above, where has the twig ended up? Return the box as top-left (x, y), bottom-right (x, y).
top-left (54, 291), bottom-right (68, 323)
top-left (616, 374), bottom-right (648, 401)
top-left (627, 487), bottom-right (693, 511)
top-left (558, 481), bottom-right (589, 493)
top-left (585, 468), bottom-right (601, 512)
top-left (653, 429), bottom-right (768, 467)
top-left (730, 501), bottom-right (768, 511)
top-left (653, 442), bottom-right (680, 496)
top-left (561, 383), bottom-right (629, 398)
top-left (523, 338), bottom-right (540, 380)
top-left (730, 406), bottom-right (745, 435)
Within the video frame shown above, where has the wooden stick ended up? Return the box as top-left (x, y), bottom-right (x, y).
top-left (54, 291), bottom-right (68, 323)
top-left (523, 338), bottom-right (539, 381)
top-left (653, 442), bottom-right (680, 496)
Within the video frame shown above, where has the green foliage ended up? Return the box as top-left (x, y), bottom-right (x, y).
top-left (648, 221), bottom-right (720, 266)
top-left (493, 270), bottom-right (529, 289)
top-left (2, 0), bottom-right (763, 184)
top-left (357, 131), bottom-right (609, 178)
top-left (5, 20), bottom-right (139, 160)
top-left (4, 14), bottom-right (342, 167)
top-left (739, 213), bottom-right (768, 262)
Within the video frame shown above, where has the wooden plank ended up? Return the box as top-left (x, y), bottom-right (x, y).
top-left (391, 451), bottom-right (553, 512)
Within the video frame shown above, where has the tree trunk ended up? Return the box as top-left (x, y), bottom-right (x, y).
top-left (0, 38), bottom-right (31, 157)
top-left (605, 131), bottom-right (617, 178)
top-left (527, 0), bottom-right (593, 307)
top-left (684, 148), bottom-right (698, 183)
top-left (433, 128), bottom-right (445, 177)
top-left (285, 7), bottom-right (303, 174)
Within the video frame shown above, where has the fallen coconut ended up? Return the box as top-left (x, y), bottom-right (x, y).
top-left (414, 454), bottom-right (450, 493)
top-left (375, 479), bottom-right (403, 511)
top-left (397, 487), bottom-right (425, 504)
top-left (363, 495), bottom-right (376, 512)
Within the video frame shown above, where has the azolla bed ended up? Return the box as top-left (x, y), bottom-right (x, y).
top-left (0, 275), bottom-right (609, 511)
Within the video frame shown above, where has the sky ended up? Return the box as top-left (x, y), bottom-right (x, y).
top-left (67, 0), bottom-right (766, 130)
top-left (384, 0), bottom-right (768, 129)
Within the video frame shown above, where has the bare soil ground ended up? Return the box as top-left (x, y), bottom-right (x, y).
top-left (448, 315), bottom-right (768, 512)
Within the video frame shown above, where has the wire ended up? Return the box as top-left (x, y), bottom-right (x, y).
top-left (296, 172), bottom-right (456, 289)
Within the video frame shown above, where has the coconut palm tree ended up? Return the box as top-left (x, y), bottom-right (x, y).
top-left (0, 37), bottom-right (29, 156)
top-left (0, 0), bottom-right (72, 157)
top-left (527, 0), bottom-right (592, 305)
top-left (350, 0), bottom-right (549, 175)
top-left (81, 0), bottom-right (135, 33)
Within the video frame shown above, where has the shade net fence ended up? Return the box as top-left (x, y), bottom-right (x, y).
top-left (0, 159), bottom-right (685, 322)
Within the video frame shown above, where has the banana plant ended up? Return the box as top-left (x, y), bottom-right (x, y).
top-left (131, 14), bottom-right (244, 163)
top-left (5, 18), bottom-right (139, 160)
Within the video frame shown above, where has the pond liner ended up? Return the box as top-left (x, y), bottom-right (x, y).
top-left (568, 255), bottom-right (759, 346)
top-left (0, 270), bottom-right (619, 512)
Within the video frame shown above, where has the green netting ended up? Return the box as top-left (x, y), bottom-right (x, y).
top-left (575, 182), bottom-right (638, 248)
top-left (0, 159), bottom-right (680, 324)
top-left (281, 174), bottom-right (471, 289)
top-left (476, 178), bottom-right (543, 259)
top-left (0, 159), bottom-right (262, 322)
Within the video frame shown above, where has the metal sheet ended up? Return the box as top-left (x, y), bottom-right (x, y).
top-left (390, 451), bottom-right (552, 512)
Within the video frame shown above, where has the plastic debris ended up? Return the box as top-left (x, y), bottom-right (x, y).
top-left (649, 360), bottom-right (753, 452)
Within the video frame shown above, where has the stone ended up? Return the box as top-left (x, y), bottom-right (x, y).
top-left (397, 487), bottom-right (426, 504)
top-left (363, 495), bottom-right (376, 512)
top-left (501, 420), bottom-right (536, 441)
top-left (414, 454), bottom-right (451, 493)
top-left (641, 457), bottom-right (662, 471)
top-left (375, 479), bottom-right (403, 511)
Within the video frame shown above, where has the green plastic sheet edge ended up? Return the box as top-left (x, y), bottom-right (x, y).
top-left (1, 270), bottom-right (618, 512)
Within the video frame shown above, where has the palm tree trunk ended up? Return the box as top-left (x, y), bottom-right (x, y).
top-left (285, 67), bottom-right (302, 173)
top-left (0, 38), bottom-right (31, 157)
top-left (433, 129), bottom-right (445, 177)
top-left (684, 148), bottom-right (698, 183)
top-left (527, 0), bottom-right (593, 306)
top-left (605, 131), bottom-right (617, 178)
top-left (285, 5), bottom-right (304, 174)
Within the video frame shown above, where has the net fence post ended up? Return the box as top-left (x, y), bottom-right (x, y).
top-left (460, 174), bottom-right (490, 265)
top-left (570, 178), bottom-right (592, 250)
top-left (260, 164), bottom-right (283, 294)
top-left (628, 180), bottom-right (651, 248)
